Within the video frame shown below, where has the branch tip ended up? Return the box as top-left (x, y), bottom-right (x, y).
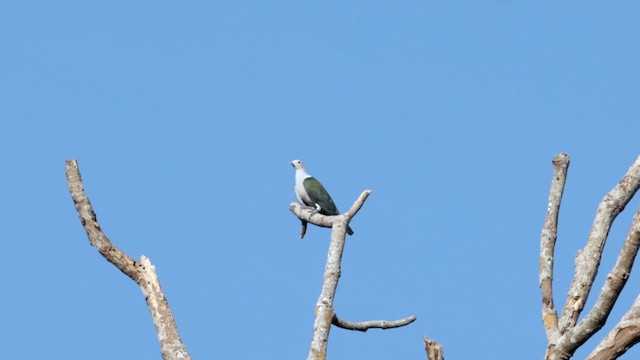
top-left (424, 336), bottom-right (444, 360)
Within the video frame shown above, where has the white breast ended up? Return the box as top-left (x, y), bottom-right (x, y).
top-left (294, 169), bottom-right (313, 205)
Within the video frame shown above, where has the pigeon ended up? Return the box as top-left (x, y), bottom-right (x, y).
top-left (290, 160), bottom-right (353, 235)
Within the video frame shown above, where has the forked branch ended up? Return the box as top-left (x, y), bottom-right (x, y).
top-left (541, 154), bottom-right (640, 360)
top-left (587, 209), bottom-right (640, 360)
top-left (292, 190), bottom-right (416, 360)
top-left (558, 156), bottom-right (640, 335)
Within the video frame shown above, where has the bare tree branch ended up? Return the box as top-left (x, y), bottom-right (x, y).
top-left (65, 160), bottom-right (191, 360)
top-left (424, 336), bottom-right (444, 360)
top-left (586, 209), bottom-right (640, 360)
top-left (569, 207), bottom-right (640, 350)
top-left (331, 313), bottom-right (416, 332)
top-left (588, 317), bottom-right (640, 360)
top-left (301, 190), bottom-right (416, 359)
top-left (290, 190), bottom-right (371, 235)
top-left (289, 206), bottom-right (343, 231)
top-left (587, 302), bottom-right (640, 360)
top-left (541, 155), bottom-right (640, 360)
top-left (540, 153), bottom-right (570, 343)
top-left (558, 156), bottom-right (640, 335)
top-left (306, 191), bottom-right (370, 360)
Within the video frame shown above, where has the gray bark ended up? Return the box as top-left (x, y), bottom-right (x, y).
top-left (290, 190), bottom-right (416, 360)
top-left (540, 154), bottom-right (640, 360)
top-left (66, 160), bottom-right (191, 360)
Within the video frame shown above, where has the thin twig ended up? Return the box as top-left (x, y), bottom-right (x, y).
top-left (65, 160), bottom-right (191, 360)
top-left (332, 314), bottom-right (416, 332)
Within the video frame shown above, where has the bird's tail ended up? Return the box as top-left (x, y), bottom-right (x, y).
top-left (347, 225), bottom-right (354, 236)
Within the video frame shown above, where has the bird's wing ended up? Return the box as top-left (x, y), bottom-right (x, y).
top-left (303, 177), bottom-right (340, 215)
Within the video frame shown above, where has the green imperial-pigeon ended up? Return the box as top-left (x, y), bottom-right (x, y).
top-left (290, 160), bottom-right (354, 235)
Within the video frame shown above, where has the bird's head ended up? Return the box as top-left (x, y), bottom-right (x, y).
top-left (290, 159), bottom-right (304, 170)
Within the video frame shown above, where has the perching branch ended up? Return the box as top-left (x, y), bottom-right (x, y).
top-left (424, 336), bottom-right (444, 360)
top-left (289, 190), bottom-right (373, 235)
top-left (291, 190), bottom-right (416, 360)
top-left (306, 190), bottom-right (369, 360)
top-left (289, 204), bottom-right (341, 231)
top-left (541, 154), bottom-right (640, 360)
top-left (332, 313), bottom-right (417, 332)
top-left (65, 160), bottom-right (191, 360)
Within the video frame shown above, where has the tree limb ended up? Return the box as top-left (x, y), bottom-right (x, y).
top-left (331, 313), bottom-right (416, 332)
top-left (65, 160), bottom-right (191, 360)
top-left (290, 190), bottom-right (371, 236)
top-left (424, 336), bottom-right (444, 360)
top-left (540, 153), bottom-right (570, 343)
top-left (303, 190), bottom-right (416, 359)
top-left (587, 304), bottom-right (640, 360)
top-left (542, 155), bottom-right (640, 360)
top-left (558, 156), bottom-right (640, 336)
top-left (568, 207), bottom-right (640, 349)
top-left (306, 191), bottom-right (370, 360)
top-left (586, 208), bottom-right (640, 360)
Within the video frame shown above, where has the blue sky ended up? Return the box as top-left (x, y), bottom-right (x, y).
top-left (2, 1), bottom-right (640, 359)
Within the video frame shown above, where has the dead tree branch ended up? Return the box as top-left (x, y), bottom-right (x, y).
top-left (291, 190), bottom-right (416, 360)
top-left (541, 154), bottom-right (640, 360)
top-left (588, 313), bottom-right (640, 360)
top-left (306, 190), bottom-right (369, 360)
top-left (289, 204), bottom-right (341, 231)
top-left (424, 336), bottom-right (444, 360)
top-left (558, 155), bottom-right (640, 335)
top-left (289, 190), bottom-right (372, 236)
top-left (65, 160), bottom-right (191, 360)
top-left (540, 153), bottom-right (569, 343)
top-left (332, 313), bottom-right (417, 332)
top-left (587, 209), bottom-right (640, 360)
